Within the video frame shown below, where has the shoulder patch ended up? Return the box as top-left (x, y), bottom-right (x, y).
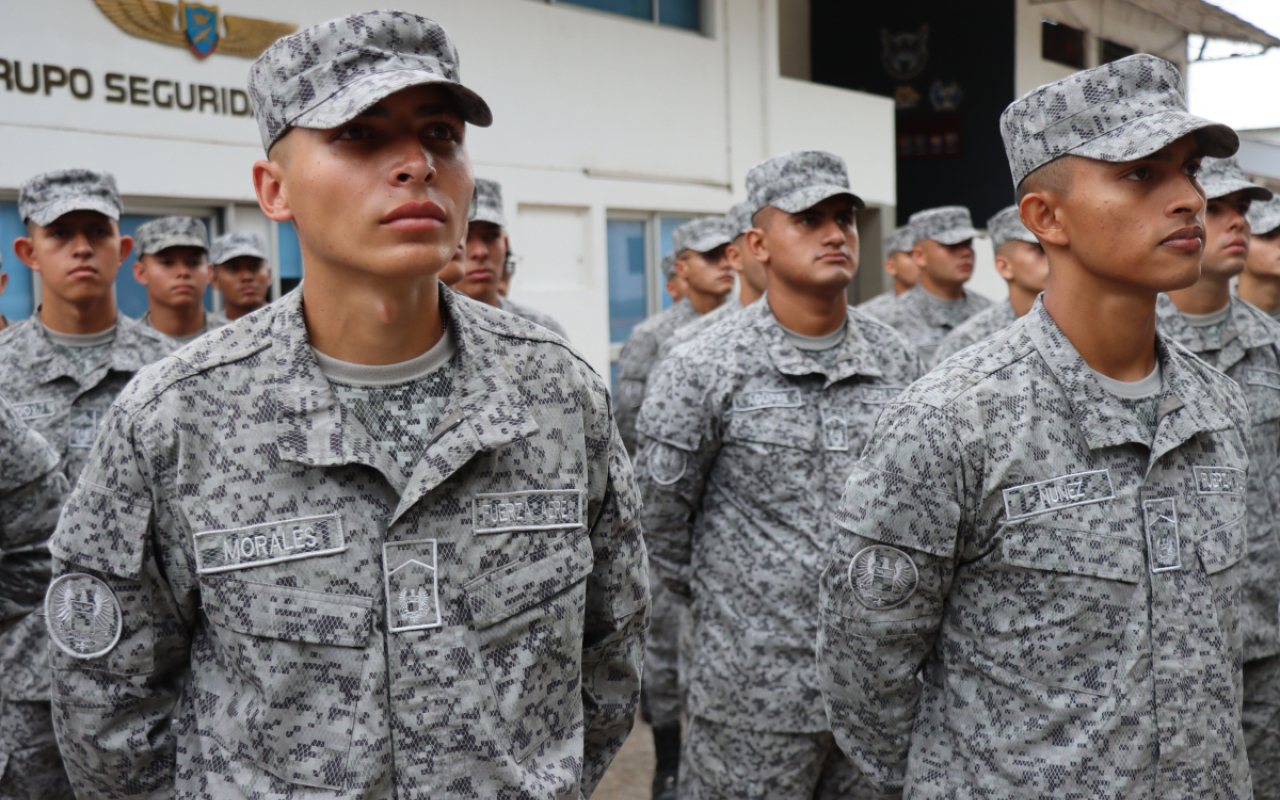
top-left (45, 573), bottom-right (123, 659)
top-left (647, 442), bottom-right (688, 486)
top-left (732, 388), bottom-right (803, 412)
top-left (473, 490), bottom-right (585, 534)
top-left (1003, 469), bottom-right (1114, 521)
top-left (849, 546), bottom-right (919, 609)
top-left (193, 513), bottom-right (346, 574)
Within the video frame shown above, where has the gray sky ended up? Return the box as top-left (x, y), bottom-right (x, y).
top-left (1188, 0), bottom-right (1280, 131)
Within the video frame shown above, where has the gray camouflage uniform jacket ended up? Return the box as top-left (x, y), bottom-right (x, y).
top-left (930, 300), bottom-right (1018, 367)
top-left (854, 290), bottom-right (898, 321)
top-left (0, 313), bottom-right (173, 706)
top-left (497, 294), bottom-right (570, 340)
top-left (637, 300), bottom-right (922, 732)
top-left (0, 396), bottom-right (68, 706)
top-left (614, 298), bottom-right (699, 456)
top-left (819, 301), bottom-right (1254, 798)
top-left (655, 295), bottom-right (744, 364)
top-left (871, 284), bottom-right (992, 364)
top-left (46, 287), bottom-right (650, 799)
top-left (1157, 293), bottom-right (1280, 663)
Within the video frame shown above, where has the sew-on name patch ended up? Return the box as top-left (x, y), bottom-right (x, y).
top-left (1246, 368), bottom-right (1280, 391)
top-left (910, 334), bottom-right (942, 347)
top-left (13, 399), bottom-right (56, 421)
top-left (1003, 469), bottom-right (1114, 521)
top-left (1194, 466), bottom-right (1245, 496)
top-left (193, 513), bottom-right (346, 575)
top-left (733, 388), bottom-right (802, 412)
top-left (473, 490), bottom-right (585, 535)
top-left (859, 386), bottom-right (905, 405)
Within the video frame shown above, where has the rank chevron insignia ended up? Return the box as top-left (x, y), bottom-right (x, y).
top-left (92, 0), bottom-right (296, 59)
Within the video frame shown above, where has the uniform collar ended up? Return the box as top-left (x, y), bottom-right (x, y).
top-left (1026, 299), bottom-right (1235, 466)
top-left (271, 285), bottom-right (539, 510)
top-left (745, 297), bottom-right (884, 386)
top-left (899, 284), bottom-right (972, 328)
top-left (21, 311), bottom-right (169, 389)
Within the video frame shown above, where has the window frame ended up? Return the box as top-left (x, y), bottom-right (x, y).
top-left (540, 0), bottom-right (711, 37)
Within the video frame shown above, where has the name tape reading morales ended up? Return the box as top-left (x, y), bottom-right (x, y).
top-left (733, 388), bottom-right (803, 412)
top-left (1003, 469), bottom-right (1115, 521)
top-left (1246, 368), bottom-right (1280, 391)
top-left (1194, 465), bottom-right (1246, 496)
top-left (473, 490), bottom-right (585, 534)
top-left (12, 399), bottom-right (56, 421)
top-left (193, 513), bottom-right (346, 574)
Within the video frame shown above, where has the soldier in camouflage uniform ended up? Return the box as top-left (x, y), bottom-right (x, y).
top-left (614, 215), bottom-right (735, 456)
top-left (44, 12), bottom-right (649, 799)
top-left (1241, 197), bottom-right (1280, 323)
top-left (871, 206), bottom-right (992, 362)
top-left (856, 224), bottom-right (918, 319)
top-left (661, 253), bottom-right (686, 304)
top-left (819, 54), bottom-right (1254, 799)
top-left (1155, 155), bottom-right (1280, 799)
top-left (133, 216), bottom-right (230, 345)
top-left (638, 150), bottom-right (921, 800)
top-left (932, 205), bottom-right (1047, 366)
top-left (0, 250), bottom-right (9, 332)
top-left (209, 231), bottom-right (273, 321)
top-left (0, 168), bottom-right (174, 798)
top-left (0, 395), bottom-right (69, 800)
top-left (456, 178), bottom-right (570, 339)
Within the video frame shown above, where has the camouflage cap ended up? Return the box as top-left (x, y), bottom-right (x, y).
top-left (1197, 156), bottom-right (1272, 202)
top-left (468, 178), bottom-right (505, 228)
top-left (1249, 196), bottom-right (1280, 237)
top-left (885, 224), bottom-right (915, 255)
top-left (133, 217), bottom-right (209, 256)
top-left (727, 200), bottom-right (754, 240)
top-left (249, 10), bottom-right (492, 153)
top-left (986, 205), bottom-right (1039, 249)
top-left (19, 169), bottom-right (121, 227)
top-left (673, 216), bottom-right (734, 255)
top-left (909, 206), bottom-right (979, 246)
top-left (660, 252), bottom-right (677, 280)
top-left (745, 151), bottom-right (865, 217)
top-left (1000, 54), bottom-right (1237, 189)
top-left (209, 231), bottom-right (269, 265)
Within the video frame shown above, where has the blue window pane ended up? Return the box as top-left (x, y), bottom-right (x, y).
top-left (659, 0), bottom-right (700, 31)
top-left (277, 222), bottom-right (303, 279)
top-left (657, 215), bottom-right (691, 310)
top-left (0, 201), bottom-right (33, 322)
top-left (115, 214), bottom-right (215, 319)
top-left (608, 219), bottom-right (648, 344)
top-left (561, 0), bottom-right (653, 21)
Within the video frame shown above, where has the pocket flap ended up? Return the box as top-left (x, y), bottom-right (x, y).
top-left (1199, 516), bottom-right (1247, 575)
top-left (726, 403), bottom-right (817, 451)
top-left (1002, 524), bottom-right (1143, 583)
top-left (465, 533), bottom-right (594, 630)
top-left (202, 577), bottom-right (373, 647)
top-left (48, 482), bottom-right (151, 579)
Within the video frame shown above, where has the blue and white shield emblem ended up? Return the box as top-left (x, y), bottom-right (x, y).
top-left (180, 1), bottom-right (221, 59)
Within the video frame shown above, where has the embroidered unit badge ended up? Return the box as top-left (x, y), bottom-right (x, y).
top-left (67, 407), bottom-right (99, 449)
top-left (648, 442), bottom-right (688, 486)
top-left (1143, 497), bottom-right (1181, 572)
top-left (849, 545), bottom-right (919, 609)
top-left (822, 411), bottom-right (849, 451)
top-left (383, 539), bottom-right (441, 632)
top-left (45, 573), bottom-right (123, 659)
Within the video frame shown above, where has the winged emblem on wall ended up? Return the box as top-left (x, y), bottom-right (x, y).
top-left (93, 0), bottom-right (296, 59)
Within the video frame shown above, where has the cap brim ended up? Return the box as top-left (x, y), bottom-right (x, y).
top-left (292, 69), bottom-right (493, 133)
top-left (1069, 109), bottom-right (1238, 165)
top-left (469, 211), bottom-right (506, 227)
top-left (1201, 179), bottom-right (1272, 202)
top-left (928, 228), bottom-right (979, 246)
top-left (28, 197), bottom-right (120, 227)
top-left (681, 234), bottom-right (734, 254)
top-left (213, 246), bottom-right (268, 263)
top-left (141, 236), bottom-right (208, 255)
top-left (770, 185), bottom-right (866, 214)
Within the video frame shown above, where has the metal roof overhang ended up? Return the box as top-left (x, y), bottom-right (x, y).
top-left (1030, 0), bottom-right (1280, 48)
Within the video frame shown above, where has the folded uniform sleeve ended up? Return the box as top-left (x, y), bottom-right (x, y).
top-left (634, 354), bottom-right (721, 600)
top-left (45, 403), bottom-right (194, 800)
top-left (818, 401), bottom-right (965, 796)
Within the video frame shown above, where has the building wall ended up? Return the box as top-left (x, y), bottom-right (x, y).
top-left (0, 0), bottom-right (894, 378)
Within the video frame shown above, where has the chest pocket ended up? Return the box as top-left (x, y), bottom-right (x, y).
top-left (725, 389), bottom-right (817, 451)
top-left (981, 505), bottom-right (1143, 699)
top-left (1194, 487), bottom-right (1248, 641)
top-left (464, 531), bottom-right (593, 762)
top-left (200, 576), bottom-right (374, 789)
top-left (1245, 369), bottom-right (1280, 426)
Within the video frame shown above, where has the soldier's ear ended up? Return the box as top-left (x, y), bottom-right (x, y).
top-left (13, 237), bottom-right (38, 272)
top-left (253, 158), bottom-right (294, 224)
top-left (744, 227), bottom-right (769, 266)
top-left (1019, 193), bottom-right (1067, 249)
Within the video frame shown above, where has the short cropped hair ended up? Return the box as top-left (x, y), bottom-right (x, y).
top-left (1016, 155), bottom-right (1076, 203)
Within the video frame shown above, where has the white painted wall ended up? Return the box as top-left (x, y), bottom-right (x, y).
top-left (0, 0), bottom-right (895, 377)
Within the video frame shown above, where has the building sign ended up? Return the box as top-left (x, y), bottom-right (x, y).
top-left (93, 0), bottom-right (295, 59)
top-left (0, 58), bottom-right (251, 116)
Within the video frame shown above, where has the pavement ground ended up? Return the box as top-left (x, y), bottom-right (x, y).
top-left (595, 717), bottom-right (656, 800)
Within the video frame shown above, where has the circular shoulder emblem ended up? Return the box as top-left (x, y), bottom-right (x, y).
top-left (648, 442), bottom-right (688, 486)
top-left (45, 573), bottom-right (123, 660)
top-left (848, 546), bottom-right (919, 610)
